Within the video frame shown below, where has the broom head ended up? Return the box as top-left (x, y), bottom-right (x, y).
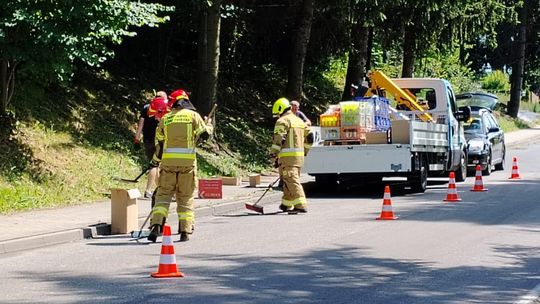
top-left (245, 203), bottom-right (264, 214)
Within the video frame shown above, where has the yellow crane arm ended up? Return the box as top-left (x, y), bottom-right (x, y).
top-left (365, 71), bottom-right (433, 122)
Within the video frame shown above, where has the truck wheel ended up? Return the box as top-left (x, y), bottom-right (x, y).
top-left (455, 151), bottom-right (467, 182)
top-left (409, 159), bottom-right (427, 193)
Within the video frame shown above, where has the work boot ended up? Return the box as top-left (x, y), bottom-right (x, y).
top-left (288, 207), bottom-right (307, 214)
top-left (279, 204), bottom-right (290, 212)
top-left (179, 232), bottom-right (189, 242)
top-left (147, 224), bottom-right (162, 243)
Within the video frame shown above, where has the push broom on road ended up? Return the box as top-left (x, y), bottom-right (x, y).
top-left (245, 177), bottom-right (280, 214)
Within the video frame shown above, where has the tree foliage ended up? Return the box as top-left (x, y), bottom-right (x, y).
top-left (0, 0), bottom-right (172, 114)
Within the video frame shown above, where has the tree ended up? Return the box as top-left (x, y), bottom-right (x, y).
top-left (0, 0), bottom-right (172, 115)
top-left (508, 0), bottom-right (530, 117)
top-left (195, 0), bottom-right (221, 115)
top-left (285, 0), bottom-right (314, 101)
top-left (342, 2), bottom-right (371, 100)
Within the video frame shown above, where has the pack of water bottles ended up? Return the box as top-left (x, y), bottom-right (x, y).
top-left (319, 97), bottom-right (391, 141)
top-left (340, 97), bottom-right (390, 131)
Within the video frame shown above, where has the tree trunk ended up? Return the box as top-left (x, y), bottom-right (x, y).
top-left (0, 59), bottom-right (18, 115)
top-left (342, 11), bottom-right (369, 101)
top-left (508, 0), bottom-right (528, 118)
top-left (365, 26), bottom-right (374, 72)
top-left (195, 0), bottom-right (221, 115)
top-left (285, 0), bottom-right (313, 102)
top-left (401, 25), bottom-right (417, 78)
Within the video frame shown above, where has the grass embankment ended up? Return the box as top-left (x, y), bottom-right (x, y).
top-left (0, 74), bottom-right (277, 213)
top-left (0, 64), bottom-right (340, 214)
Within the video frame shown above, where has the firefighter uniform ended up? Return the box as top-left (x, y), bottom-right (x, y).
top-left (270, 109), bottom-right (311, 211)
top-left (150, 107), bottom-right (212, 235)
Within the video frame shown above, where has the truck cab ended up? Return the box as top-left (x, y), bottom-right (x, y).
top-left (390, 78), bottom-right (468, 177)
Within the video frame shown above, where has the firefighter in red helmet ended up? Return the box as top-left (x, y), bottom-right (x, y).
top-left (147, 89), bottom-right (213, 242)
top-left (134, 91), bottom-right (169, 198)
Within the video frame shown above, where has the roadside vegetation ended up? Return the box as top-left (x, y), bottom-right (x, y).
top-left (1, 1), bottom-right (538, 213)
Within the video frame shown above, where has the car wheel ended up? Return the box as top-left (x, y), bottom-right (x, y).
top-left (495, 146), bottom-right (505, 171)
top-left (482, 151), bottom-right (492, 176)
top-left (455, 151), bottom-right (467, 182)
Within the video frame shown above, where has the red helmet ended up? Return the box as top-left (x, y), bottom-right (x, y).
top-left (169, 89), bottom-right (189, 102)
top-left (169, 89), bottom-right (196, 110)
top-left (147, 96), bottom-right (169, 119)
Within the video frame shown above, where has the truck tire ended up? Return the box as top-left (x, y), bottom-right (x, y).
top-left (455, 151), bottom-right (467, 182)
top-left (409, 159), bottom-right (427, 193)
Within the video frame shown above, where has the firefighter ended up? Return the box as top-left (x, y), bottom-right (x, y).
top-left (134, 92), bottom-right (169, 198)
top-left (147, 89), bottom-right (213, 242)
top-left (270, 97), bottom-right (312, 214)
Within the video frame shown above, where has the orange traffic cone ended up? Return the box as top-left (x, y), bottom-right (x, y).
top-left (151, 225), bottom-right (184, 278)
top-left (376, 185), bottom-right (399, 220)
top-left (471, 165), bottom-right (488, 192)
top-left (509, 157), bottom-right (521, 179)
top-left (443, 172), bottom-right (461, 202)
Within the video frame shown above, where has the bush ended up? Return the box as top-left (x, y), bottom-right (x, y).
top-left (482, 70), bottom-right (510, 93)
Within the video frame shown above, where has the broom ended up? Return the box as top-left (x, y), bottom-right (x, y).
top-left (245, 177), bottom-right (281, 214)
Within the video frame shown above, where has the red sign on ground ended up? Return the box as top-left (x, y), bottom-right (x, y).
top-left (198, 178), bottom-right (223, 199)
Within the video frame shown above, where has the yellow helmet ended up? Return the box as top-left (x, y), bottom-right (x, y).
top-left (272, 97), bottom-right (290, 117)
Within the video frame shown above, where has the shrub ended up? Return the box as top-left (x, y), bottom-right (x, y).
top-left (482, 70), bottom-right (510, 93)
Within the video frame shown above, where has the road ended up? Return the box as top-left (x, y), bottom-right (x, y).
top-left (1, 138), bottom-right (539, 304)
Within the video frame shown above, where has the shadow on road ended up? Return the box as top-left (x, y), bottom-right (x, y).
top-left (17, 244), bottom-right (539, 303)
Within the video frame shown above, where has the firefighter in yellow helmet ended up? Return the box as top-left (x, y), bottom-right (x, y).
top-left (270, 97), bottom-right (312, 213)
top-left (147, 89), bottom-right (213, 242)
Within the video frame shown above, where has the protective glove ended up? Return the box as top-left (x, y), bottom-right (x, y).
top-left (134, 137), bottom-right (141, 149)
top-left (149, 159), bottom-right (160, 168)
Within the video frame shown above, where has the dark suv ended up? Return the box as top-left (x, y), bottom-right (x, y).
top-left (456, 93), bottom-right (506, 175)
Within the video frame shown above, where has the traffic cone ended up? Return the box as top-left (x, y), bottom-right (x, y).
top-left (471, 165), bottom-right (488, 192)
top-left (376, 185), bottom-right (399, 220)
top-left (443, 172), bottom-right (461, 202)
top-left (509, 157), bottom-right (521, 179)
top-left (151, 225), bottom-right (184, 278)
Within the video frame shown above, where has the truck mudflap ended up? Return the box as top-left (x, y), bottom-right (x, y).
top-left (304, 144), bottom-right (413, 174)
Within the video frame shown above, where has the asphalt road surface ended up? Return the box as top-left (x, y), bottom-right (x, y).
top-left (1, 139), bottom-right (539, 304)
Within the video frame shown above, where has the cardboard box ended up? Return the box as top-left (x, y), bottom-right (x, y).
top-left (221, 176), bottom-right (242, 186)
top-left (391, 120), bottom-right (411, 144)
top-left (198, 178), bottom-right (223, 199)
top-left (110, 188), bottom-right (140, 234)
top-left (249, 174), bottom-right (261, 187)
top-left (365, 132), bottom-right (388, 144)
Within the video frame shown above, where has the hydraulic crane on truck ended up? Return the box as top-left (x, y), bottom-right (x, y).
top-left (365, 70), bottom-right (434, 123)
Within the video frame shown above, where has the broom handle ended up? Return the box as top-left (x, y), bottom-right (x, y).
top-left (253, 177), bottom-right (280, 206)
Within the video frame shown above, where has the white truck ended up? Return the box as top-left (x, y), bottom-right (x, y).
top-left (304, 73), bottom-right (471, 193)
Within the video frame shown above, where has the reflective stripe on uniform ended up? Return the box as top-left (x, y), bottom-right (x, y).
top-left (279, 147), bottom-right (304, 158)
top-left (274, 125), bottom-right (286, 134)
top-left (271, 144), bottom-right (282, 152)
top-left (178, 211), bottom-right (194, 221)
top-left (162, 147), bottom-right (196, 160)
top-left (281, 197), bottom-right (307, 207)
top-left (152, 205), bottom-right (169, 217)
